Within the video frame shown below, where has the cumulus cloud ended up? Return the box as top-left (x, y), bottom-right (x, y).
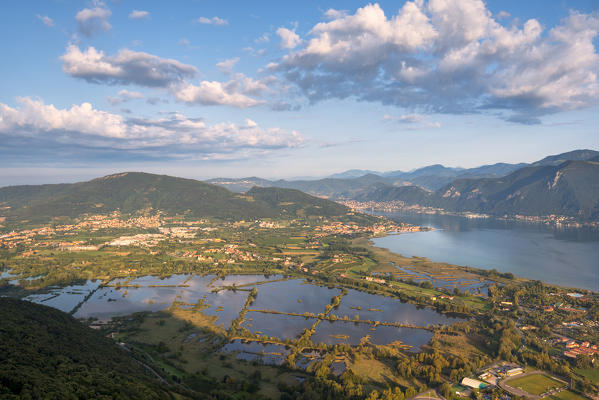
top-left (272, 1), bottom-right (599, 123)
top-left (216, 57), bottom-right (240, 74)
top-left (129, 10), bottom-right (149, 20)
top-left (0, 97), bottom-right (303, 160)
top-left (76, 3), bottom-right (111, 36)
top-left (276, 27), bottom-right (301, 49)
top-left (61, 44), bottom-right (198, 87)
top-left (60, 45), bottom-right (271, 108)
top-left (197, 16), bottom-right (228, 26)
top-left (106, 90), bottom-right (145, 105)
top-left (36, 14), bottom-right (54, 27)
top-left (171, 78), bottom-right (265, 108)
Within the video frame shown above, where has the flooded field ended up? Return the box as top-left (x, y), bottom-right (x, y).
top-left (249, 279), bottom-right (341, 315)
top-left (312, 320), bottom-right (433, 350)
top-left (220, 339), bottom-right (291, 366)
top-left (24, 280), bottom-right (100, 313)
top-left (331, 288), bottom-right (462, 326)
top-left (243, 311), bottom-right (316, 339)
top-left (12, 273), bottom-right (465, 352)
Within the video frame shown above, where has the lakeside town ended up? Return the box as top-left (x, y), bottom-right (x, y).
top-left (340, 200), bottom-right (599, 228)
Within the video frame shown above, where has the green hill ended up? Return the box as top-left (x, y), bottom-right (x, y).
top-left (246, 186), bottom-right (348, 216)
top-left (0, 172), bottom-right (353, 223)
top-left (353, 184), bottom-right (432, 204)
top-left (0, 298), bottom-right (171, 399)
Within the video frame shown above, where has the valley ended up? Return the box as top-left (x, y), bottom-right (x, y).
top-left (1, 173), bottom-right (598, 399)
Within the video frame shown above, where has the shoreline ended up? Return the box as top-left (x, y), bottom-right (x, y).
top-left (340, 200), bottom-right (599, 229)
top-left (370, 228), bottom-right (598, 295)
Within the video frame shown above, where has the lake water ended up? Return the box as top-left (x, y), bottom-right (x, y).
top-left (374, 212), bottom-right (599, 291)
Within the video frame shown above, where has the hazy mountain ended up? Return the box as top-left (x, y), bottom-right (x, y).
top-left (209, 174), bottom-right (405, 199)
top-left (206, 177), bottom-right (274, 193)
top-left (531, 149), bottom-right (599, 167)
top-left (0, 172), bottom-right (352, 223)
top-left (357, 159), bottom-right (599, 221)
top-left (328, 169), bottom-right (381, 179)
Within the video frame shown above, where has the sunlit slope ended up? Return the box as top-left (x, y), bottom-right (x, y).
top-left (0, 172), bottom-right (353, 222)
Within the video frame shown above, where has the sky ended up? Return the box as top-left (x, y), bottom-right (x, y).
top-left (1, 0), bottom-right (598, 186)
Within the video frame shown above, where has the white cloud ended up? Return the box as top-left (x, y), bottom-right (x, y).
top-left (75, 4), bottom-right (111, 36)
top-left (276, 27), bottom-right (301, 49)
top-left (36, 14), bottom-right (54, 27)
top-left (216, 57), bottom-right (240, 74)
top-left (60, 45), bottom-right (273, 109)
top-left (129, 10), bottom-right (149, 20)
top-left (171, 80), bottom-right (263, 108)
top-left (61, 44), bottom-right (198, 87)
top-left (324, 9), bottom-right (347, 20)
top-left (197, 16), bottom-right (228, 26)
top-left (106, 90), bottom-right (145, 105)
top-left (274, 1), bottom-right (599, 122)
top-left (0, 97), bottom-right (126, 138)
top-left (0, 97), bottom-right (304, 158)
top-left (399, 113), bottom-right (424, 123)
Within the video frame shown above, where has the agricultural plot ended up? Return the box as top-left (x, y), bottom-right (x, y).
top-left (507, 373), bottom-right (565, 396)
top-left (544, 390), bottom-right (588, 400)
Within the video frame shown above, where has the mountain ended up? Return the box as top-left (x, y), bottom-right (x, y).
top-left (436, 160), bottom-right (599, 220)
top-left (328, 169), bottom-right (381, 179)
top-left (246, 186), bottom-right (348, 216)
top-left (0, 172), bottom-right (353, 223)
top-left (531, 149), bottom-right (599, 167)
top-left (353, 184), bottom-right (432, 204)
top-left (206, 177), bottom-right (274, 193)
top-left (209, 174), bottom-right (404, 199)
top-left (454, 162), bottom-right (528, 179)
top-left (357, 159), bottom-right (599, 221)
top-left (0, 298), bottom-right (171, 398)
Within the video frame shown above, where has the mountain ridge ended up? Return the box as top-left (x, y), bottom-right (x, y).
top-left (0, 172), bottom-right (353, 223)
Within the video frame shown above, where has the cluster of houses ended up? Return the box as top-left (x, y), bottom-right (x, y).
top-left (107, 233), bottom-right (166, 247)
top-left (314, 220), bottom-right (412, 237)
top-left (556, 337), bottom-right (599, 359)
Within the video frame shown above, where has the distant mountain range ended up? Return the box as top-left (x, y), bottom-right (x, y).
top-left (0, 172), bottom-right (353, 223)
top-left (208, 150), bottom-right (599, 222)
top-left (1, 150), bottom-right (597, 223)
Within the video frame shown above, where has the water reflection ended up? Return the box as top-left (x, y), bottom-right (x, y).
top-left (312, 320), bottom-right (432, 351)
top-left (374, 212), bottom-right (599, 291)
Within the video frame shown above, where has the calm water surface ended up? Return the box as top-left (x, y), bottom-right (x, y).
top-left (374, 212), bottom-right (599, 291)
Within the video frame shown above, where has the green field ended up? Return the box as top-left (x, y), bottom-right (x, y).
top-left (508, 373), bottom-right (565, 396)
top-left (544, 389), bottom-right (588, 400)
top-left (577, 368), bottom-right (599, 384)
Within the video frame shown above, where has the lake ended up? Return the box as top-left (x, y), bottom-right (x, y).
top-left (373, 212), bottom-right (599, 291)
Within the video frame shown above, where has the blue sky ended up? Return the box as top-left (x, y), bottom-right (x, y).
top-left (1, 0), bottom-right (598, 185)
